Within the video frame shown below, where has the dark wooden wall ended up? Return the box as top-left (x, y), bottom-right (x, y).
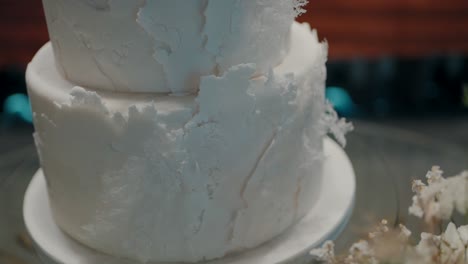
top-left (1, 0), bottom-right (468, 69)
top-left (0, 0), bottom-right (48, 69)
top-left (298, 0), bottom-right (468, 59)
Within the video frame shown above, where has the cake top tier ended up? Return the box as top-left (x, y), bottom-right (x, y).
top-left (42, 0), bottom-right (308, 94)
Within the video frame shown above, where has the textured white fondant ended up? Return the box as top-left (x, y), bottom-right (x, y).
top-left (24, 139), bottom-right (356, 264)
top-left (27, 22), bottom-right (328, 263)
top-left (42, 0), bottom-right (300, 93)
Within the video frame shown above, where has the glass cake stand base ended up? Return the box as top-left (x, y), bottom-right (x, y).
top-left (22, 138), bottom-right (355, 264)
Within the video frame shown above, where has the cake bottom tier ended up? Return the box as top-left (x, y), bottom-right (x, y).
top-left (26, 22), bottom-right (329, 263)
top-left (23, 138), bottom-right (356, 264)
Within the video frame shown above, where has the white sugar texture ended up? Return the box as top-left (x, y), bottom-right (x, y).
top-left (320, 101), bottom-right (354, 147)
top-left (35, 63), bottom-right (325, 262)
top-left (293, 0), bottom-right (309, 17)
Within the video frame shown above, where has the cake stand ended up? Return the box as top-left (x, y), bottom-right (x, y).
top-left (23, 137), bottom-right (355, 264)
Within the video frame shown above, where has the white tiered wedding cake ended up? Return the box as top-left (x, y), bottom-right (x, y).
top-left (26, 0), bottom-right (345, 263)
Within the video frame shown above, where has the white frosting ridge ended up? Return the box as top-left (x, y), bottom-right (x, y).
top-left (42, 0), bottom-right (301, 93)
top-left (27, 22), bottom-right (327, 263)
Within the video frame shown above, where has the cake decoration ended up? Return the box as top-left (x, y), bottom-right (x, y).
top-left (26, 1), bottom-right (351, 263)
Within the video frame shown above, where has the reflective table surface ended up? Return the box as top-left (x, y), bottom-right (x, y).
top-left (0, 118), bottom-right (467, 263)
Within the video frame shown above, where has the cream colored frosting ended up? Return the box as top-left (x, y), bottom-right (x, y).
top-left (27, 22), bottom-right (329, 263)
top-left (41, 0), bottom-right (304, 93)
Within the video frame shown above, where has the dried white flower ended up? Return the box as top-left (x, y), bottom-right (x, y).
top-left (426, 166), bottom-right (444, 184)
top-left (398, 224), bottom-right (412, 242)
top-left (457, 225), bottom-right (468, 245)
top-left (412, 179), bottom-right (426, 194)
top-left (437, 185), bottom-right (455, 220)
top-left (310, 240), bottom-right (336, 263)
top-left (415, 232), bottom-right (441, 263)
top-left (368, 219), bottom-right (389, 241)
top-left (451, 171), bottom-right (468, 215)
top-left (309, 167), bottom-right (468, 264)
top-left (408, 167), bottom-right (468, 223)
top-left (409, 195), bottom-right (424, 218)
top-left (424, 200), bottom-right (443, 223)
top-left (457, 225), bottom-right (468, 262)
top-left (440, 222), bottom-right (465, 264)
top-left (345, 240), bottom-right (377, 264)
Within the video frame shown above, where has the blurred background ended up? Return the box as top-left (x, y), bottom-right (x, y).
top-left (0, 0), bottom-right (467, 263)
top-left (299, 0), bottom-right (468, 119)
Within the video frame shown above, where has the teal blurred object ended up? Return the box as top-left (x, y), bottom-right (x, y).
top-left (326, 86), bottom-right (356, 116)
top-left (3, 93), bottom-right (33, 123)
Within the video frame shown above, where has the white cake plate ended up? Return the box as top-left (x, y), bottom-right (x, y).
top-left (23, 138), bottom-right (355, 264)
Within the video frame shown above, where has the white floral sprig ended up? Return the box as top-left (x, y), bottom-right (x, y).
top-left (409, 166), bottom-right (468, 224)
top-left (344, 240), bottom-right (377, 264)
top-left (311, 167), bottom-right (468, 264)
top-left (310, 241), bottom-right (336, 264)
